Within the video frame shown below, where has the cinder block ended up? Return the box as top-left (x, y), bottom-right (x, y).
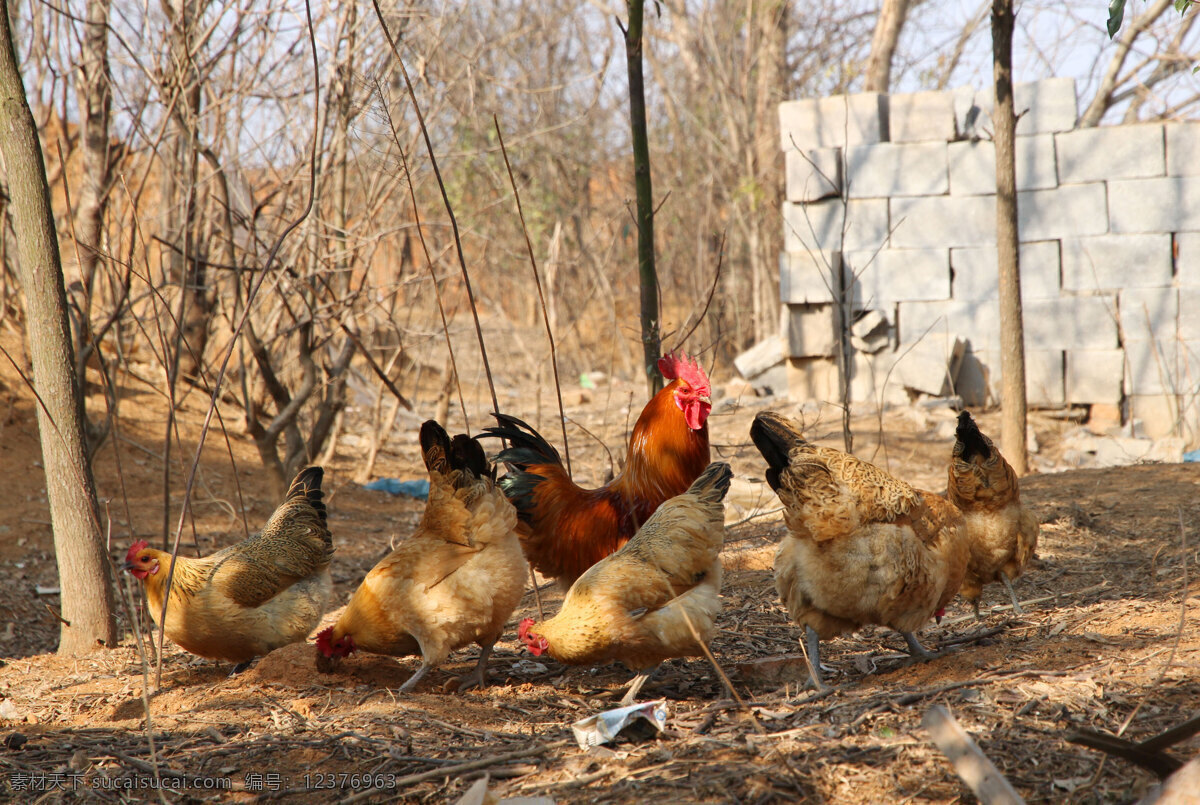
top-left (850, 351), bottom-right (911, 407)
top-left (898, 299), bottom-right (1001, 350)
top-left (1124, 338), bottom-right (1182, 395)
top-left (954, 85), bottom-right (987, 141)
top-left (786, 147), bottom-right (841, 202)
top-left (1119, 287), bottom-right (1178, 341)
top-left (889, 90), bottom-right (957, 143)
top-left (976, 348), bottom-right (1066, 406)
top-left (734, 335), bottom-right (785, 379)
top-left (1018, 183), bottom-right (1109, 240)
top-left (1015, 78), bottom-right (1078, 135)
top-left (1128, 394), bottom-right (1197, 444)
top-left (843, 248), bottom-right (950, 306)
top-left (1109, 177), bottom-right (1200, 233)
top-left (950, 241), bottom-right (1061, 302)
top-left (784, 303), bottom-right (839, 357)
top-left (1023, 295), bottom-right (1119, 350)
top-left (1180, 290), bottom-right (1200, 339)
top-left (786, 357), bottom-right (840, 402)
top-left (947, 136), bottom-right (1058, 195)
top-left (955, 348), bottom-right (991, 405)
top-left (780, 250), bottom-right (839, 304)
top-left (845, 142), bottom-right (948, 198)
top-left (890, 196), bottom-right (996, 248)
top-left (1176, 234), bottom-right (1200, 287)
top-left (1166, 123), bottom-right (1200, 177)
top-left (1060, 234), bottom-right (1173, 292)
top-left (1056, 124), bottom-right (1165, 183)
top-left (891, 336), bottom-right (958, 396)
top-left (779, 93), bottom-right (888, 151)
top-left (783, 198), bottom-right (890, 252)
top-left (1065, 349), bottom-right (1125, 404)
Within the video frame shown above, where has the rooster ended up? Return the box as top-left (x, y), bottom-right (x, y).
top-left (315, 421), bottom-right (527, 692)
top-left (123, 467), bottom-right (333, 671)
top-left (485, 351), bottom-right (712, 586)
top-left (750, 411), bottom-right (969, 688)
top-left (946, 411), bottom-right (1040, 617)
top-left (518, 462), bottom-right (731, 705)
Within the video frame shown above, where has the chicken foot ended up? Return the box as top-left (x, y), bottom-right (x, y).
top-left (229, 660), bottom-right (255, 676)
top-left (901, 631), bottom-right (937, 660)
top-left (455, 640), bottom-right (496, 692)
top-left (620, 666), bottom-right (658, 706)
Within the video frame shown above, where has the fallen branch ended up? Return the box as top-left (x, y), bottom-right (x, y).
top-left (923, 704), bottom-right (1025, 805)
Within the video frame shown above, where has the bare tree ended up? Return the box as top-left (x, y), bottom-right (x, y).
top-left (992, 0), bottom-right (1028, 475)
top-left (864, 0), bottom-right (912, 92)
top-left (0, 0), bottom-right (117, 654)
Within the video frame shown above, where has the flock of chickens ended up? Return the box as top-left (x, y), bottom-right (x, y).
top-left (122, 352), bottom-right (1039, 700)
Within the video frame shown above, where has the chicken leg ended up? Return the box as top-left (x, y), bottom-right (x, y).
top-left (901, 631), bottom-right (936, 660)
top-left (1002, 575), bottom-right (1024, 615)
top-left (804, 626), bottom-right (825, 690)
top-left (456, 640), bottom-right (496, 692)
top-left (399, 661), bottom-right (433, 693)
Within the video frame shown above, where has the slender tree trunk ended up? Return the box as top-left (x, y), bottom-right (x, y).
top-left (624, 0), bottom-right (662, 396)
top-left (751, 0), bottom-right (788, 344)
top-left (864, 0), bottom-right (911, 92)
top-left (992, 0), bottom-right (1028, 474)
top-left (0, 0), bottom-right (118, 654)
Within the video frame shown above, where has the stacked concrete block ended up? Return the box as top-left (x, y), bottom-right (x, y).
top-left (1018, 184), bottom-right (1108, 241)
top-left (1056, 124), bottom-right (1165, 183)
top-left (976, 349), bottom-right (1066, 406)
top-left (846, 143), bottom-right (948, 198)
top-left (784, 304), bottom-right (838, 357)
top-left (843, 248), bottom-right (950, 308)
top-left (951, 241), bottom-right (1061, 302)
top-left (1166, 124), bottom-right (1200, 177)
top-left (783, 198), bottom-right (890, 252)
top-left (1119, 287), bottom-right (1178, 341)
top-left (1066, 350), bottom-right (1125, 404)
top-left (1060, 234), bottom-right (1173, 292)
top-left (778, 93), bottom-right (887, 151)
top-left (1109, 177), bottom-right (1200, 233)
top-left (779, 250), bottom-right (838, 304)
top-left (1180, 234), bottom-right (1200, 286)
top-left (890, 196), bottom-right (997, 248)
top-left (889, 90), bottom-right (957, 143)
top-left (948, 136), bottom-right (1058, 195)
top-left (776, 79), bottom-right (1200, 445)
top-left (785, 148), bottom-right (841, 202)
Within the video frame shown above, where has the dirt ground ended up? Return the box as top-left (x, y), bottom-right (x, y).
top-left (1, 331), bottom-right (1198, 804)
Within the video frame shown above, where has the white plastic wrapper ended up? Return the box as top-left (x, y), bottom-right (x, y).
top-left (571, 700), bottom-right (669, 749)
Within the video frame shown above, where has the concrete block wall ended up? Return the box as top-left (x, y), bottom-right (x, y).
top-left (778, 78), bottom-right (1200, 446)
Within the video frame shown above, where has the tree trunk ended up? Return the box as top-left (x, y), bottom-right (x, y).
top-left (992, 0), bottom-right (1028, 475)
top-left (864, 0), bottom-right (911, 93)
top-left (0, 0), bottom-right (118, 654)
top-left (624, 0), bottom-right (662, 396)
top-left (751, 0), bottom-right (788, 344)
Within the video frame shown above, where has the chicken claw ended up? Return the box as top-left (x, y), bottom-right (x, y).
top-left (901, 631), bottom-right (937, 661)
top-left (454, 642), bottom-right (496, 692)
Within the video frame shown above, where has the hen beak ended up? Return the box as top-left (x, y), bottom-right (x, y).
top-left (121, 560), bottom-right (136, 572)
top-left (699, 395), bottom-right (711, 405)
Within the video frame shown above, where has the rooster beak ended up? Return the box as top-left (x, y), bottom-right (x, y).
top-left (121, 560), bottom-right (135, 572)
top-left (699, 395), bottom-right (711, 405)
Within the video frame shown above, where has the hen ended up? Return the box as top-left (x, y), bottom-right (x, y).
top-left (485, 351), bottom-right (712, 586)
top-left (315, 421), bottom-right (527, 692)
top-left (123, 467), bottom-right (333, 671)
top-left (750, 411), bottom-right (969, 688)
top-left (946, 411), bottom-right (1040, 617)
top-left (518, 461), bottom-right (731, 705)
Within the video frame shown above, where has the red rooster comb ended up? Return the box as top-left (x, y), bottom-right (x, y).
top-left (517, 618), bottom-right (534, 643)
top-left (315, 626), bottom-right (335, 657)
top-left (657, 352), bottom-right (710, 393)
top-left (125, 540), bottom-right (150, 563)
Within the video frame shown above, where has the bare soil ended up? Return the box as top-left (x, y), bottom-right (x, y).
top-left (1, 331), bottom-right (1197, 803)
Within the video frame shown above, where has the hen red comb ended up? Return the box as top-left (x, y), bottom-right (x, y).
top-left (518, 617), bottom-right (534, 642)
top-left (125, 540), bottom-right (150, 563)
top-left (657, 352), bottom-right (709, 392)
top-left (315, 626), bottom-right (335, 657)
